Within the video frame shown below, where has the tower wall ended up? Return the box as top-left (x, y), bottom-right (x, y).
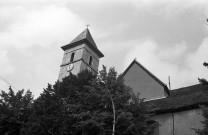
top-left (58, 28), bottom-right (104, 81)
top-left (58, 43), bottom-right (101, 81)
top-left (82, 44), bottom-right (100, 72)
top-left (61, 44), bottom-right (85, 65)
top-left (58, 61), bottom-right (82, 81)
top-left (58, 44), bottom-right (85, 81)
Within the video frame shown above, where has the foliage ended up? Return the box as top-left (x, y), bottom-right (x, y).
top-left (25, 66), bottom-right (150, 135)
top-left (0, 66), bottom-right (151, 135)
top-left (0, 87), bottom-right (33, 135)
top-left (195, 107), bottom-right (208, 135)
top-left (195, 62), bottom-right (208, 135)
top-left (198, 62), bottom-right (208, 85)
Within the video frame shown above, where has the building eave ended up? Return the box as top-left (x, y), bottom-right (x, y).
top-left (146, 84), bottom-right (208, 115)
top-left (61, 39), bottom-right (104, 58)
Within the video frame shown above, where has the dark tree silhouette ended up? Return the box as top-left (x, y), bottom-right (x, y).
top-left (195, 62), bottom-right (208, 135)
top-left (0, 67), bottom-right (151, 135)
top-left (22, 67), bottom-right (150, 135)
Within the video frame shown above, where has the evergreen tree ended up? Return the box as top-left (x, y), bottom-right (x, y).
top-left (198, 62), bottom-right (208, 85)
top-left (0, 87), bottom-right (33, 135)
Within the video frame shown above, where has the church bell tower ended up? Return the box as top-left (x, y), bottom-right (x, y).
top-left (58, 28), bottom-right (104, 81)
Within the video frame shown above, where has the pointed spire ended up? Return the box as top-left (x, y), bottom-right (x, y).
top-left (70, 28), bottom-right (97, 48)
top-left (61, 28), bottom-right (104, 58)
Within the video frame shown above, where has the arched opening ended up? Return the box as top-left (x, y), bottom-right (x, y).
top-left (89, 56), bottom-right (93, 66)
top-left (70, 52), bottom-right (75, 62)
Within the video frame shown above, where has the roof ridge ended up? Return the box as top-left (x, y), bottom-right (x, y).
top-left (146, 84), bottom-right (208, 114)
top-left (121, 59), bottom-right (170, 94)
top-left (170, 84), bottom-right (208, 96)
top-left (85, 28), bottom-right (97, 48)
top-left (133, 59), bottom-right (167, 87)
top-left (70, 28), bottom-right (97, 48)
top-left (171, 83), bottom-right (202, 91)
top-left (61, 29), bottom-right (104, 58)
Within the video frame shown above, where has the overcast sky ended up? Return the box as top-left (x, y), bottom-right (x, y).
top-left (0, 0), bottom-right (208, 97)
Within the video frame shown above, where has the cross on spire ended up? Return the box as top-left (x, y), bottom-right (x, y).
top-left (86, 24), bottom-right (90, 29)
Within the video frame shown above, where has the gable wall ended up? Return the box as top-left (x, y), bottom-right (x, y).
top-left (123, 63), bottom-right (166, 100)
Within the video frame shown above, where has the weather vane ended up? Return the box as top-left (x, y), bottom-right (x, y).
top-left (86, 24), bottom-right (90, 29)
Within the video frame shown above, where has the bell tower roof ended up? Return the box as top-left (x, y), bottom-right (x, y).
top-left (61, 28), bottom-right (104, 58)
top-left (70, 28), bottom-right (97, 48)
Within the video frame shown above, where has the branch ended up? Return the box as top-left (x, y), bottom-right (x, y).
top-left (198, 78), bottom-right (208, 85)
top-left (203, 62), bottom-right (208, 68)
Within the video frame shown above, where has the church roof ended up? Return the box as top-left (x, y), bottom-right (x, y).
top-left (146, 84), bottom-right (208, 114)
top-left (122, 59), bottom-right (170, 94)
top-left (61, 28), bottom-right (104, 58)
top-left (70, 28), bottom-right (97, 48)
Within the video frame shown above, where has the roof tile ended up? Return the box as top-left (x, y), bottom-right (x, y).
top-left (61, 29), bottom-right (104, 58)
top-left (70, 28), bottom-right (97, 48)
top-left (146, 84), bottom-right (208, 114)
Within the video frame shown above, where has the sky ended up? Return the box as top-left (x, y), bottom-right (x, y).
top-left (0, 0), bottom-right (208, 98)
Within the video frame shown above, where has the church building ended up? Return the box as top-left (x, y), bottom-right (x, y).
top-left (122, 59), bottom-right (207, 135)
top-left (58, 29), bottom-right (208, 135)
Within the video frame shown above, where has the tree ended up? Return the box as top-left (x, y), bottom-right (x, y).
top-left (198, 62), bottom-right (208, 85)
top-left (23, 66), bottom-right (150, 135)
top-left (195, 62), bottom-right (208, 135)
top-left (0, 87), bottom-right (34, 135)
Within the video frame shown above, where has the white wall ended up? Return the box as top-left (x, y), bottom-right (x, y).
top-left (150, 109), bottom-right (203, 135)
top-left (123, 62), bottom-right (166, 100)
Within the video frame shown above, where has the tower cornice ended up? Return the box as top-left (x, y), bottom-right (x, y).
top-left (61, 38), bottom-right (104, 58)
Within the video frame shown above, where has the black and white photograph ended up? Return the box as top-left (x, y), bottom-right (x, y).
top-left (0, 0), bottom-right (208, 135)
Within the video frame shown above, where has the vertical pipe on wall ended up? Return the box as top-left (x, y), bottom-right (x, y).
top-left (172, 113), bottom-right (175, 135)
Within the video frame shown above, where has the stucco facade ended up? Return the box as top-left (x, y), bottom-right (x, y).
top-left (58, 43), bottom-right (101, 80)
top-left (123, 60), bottom-right (169, 101)
top-left (150, 109), bottom-right (203, 135)
top-left (59, 45), bottom-right (84, 80)
top-left (81, 44), bottom-right (100, 72)
top-left (58, 28), bottom-right (103, 81)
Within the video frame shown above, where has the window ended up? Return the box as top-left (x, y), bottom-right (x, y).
top-left (70, 52), bottom-right (75, 62)
top-left (89, 56), bottom-right (93, 66)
